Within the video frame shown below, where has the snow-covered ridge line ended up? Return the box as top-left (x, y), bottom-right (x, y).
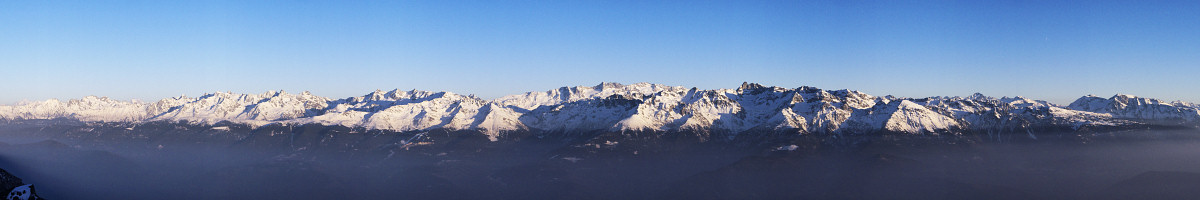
top-left (2, 82), bottom-right (1198, 140)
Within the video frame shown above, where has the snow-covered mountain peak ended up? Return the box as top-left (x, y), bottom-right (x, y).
top-left (1000, 96), bottom-right (1055, 108)
top-left (966, 93), bottom-right (991, 101)
top-left (737, 82), bottom-right (766, 92)
top-left (1112, 94), bottom-right (1139, 99)
top-left (1171, 101), bottom-right (1197, 108)
top-left (349, 89), bottom-right (470, 104)
top-left (494, 82), bottom-right (683, 111)
top-left (594, 82), bottom-right (626, 90)
top-left (879, 99), bottom-right (961, 134)
top-left (0, 96), bottom-right (148, 122)
top-left (1068, 94), bottom-right (1200, 122)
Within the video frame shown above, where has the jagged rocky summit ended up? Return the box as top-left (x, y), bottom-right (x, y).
top-left (2, 82), bottom-right (1198, 141)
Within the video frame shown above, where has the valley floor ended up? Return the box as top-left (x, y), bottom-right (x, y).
top-left (2, 122), bottom-right (1200, 199)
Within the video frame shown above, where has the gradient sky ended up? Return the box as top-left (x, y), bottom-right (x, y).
top-left (2, 0), bottom-right (1198, 105)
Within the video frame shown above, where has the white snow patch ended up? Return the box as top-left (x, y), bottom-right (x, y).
top-left (775, 144), bottom-right (799, 151)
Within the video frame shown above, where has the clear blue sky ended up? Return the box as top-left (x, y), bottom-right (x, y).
top-left (2, 0), bottom-right (1198, 105)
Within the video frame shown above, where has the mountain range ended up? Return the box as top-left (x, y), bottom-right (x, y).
top-left (2, 82), bottom-right (1198, 141)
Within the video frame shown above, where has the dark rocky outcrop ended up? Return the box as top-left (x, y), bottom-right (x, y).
top-left (0, 168), bottom-right (24, 196)
top-left (1, 167), bottom-right (43, 200)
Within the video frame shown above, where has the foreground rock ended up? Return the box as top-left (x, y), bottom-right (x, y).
top-left (1, 168), bottom-right (43, 200)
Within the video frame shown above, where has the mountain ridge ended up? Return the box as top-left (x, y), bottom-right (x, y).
top-left (3, 82), bottom-right (1198, 141)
